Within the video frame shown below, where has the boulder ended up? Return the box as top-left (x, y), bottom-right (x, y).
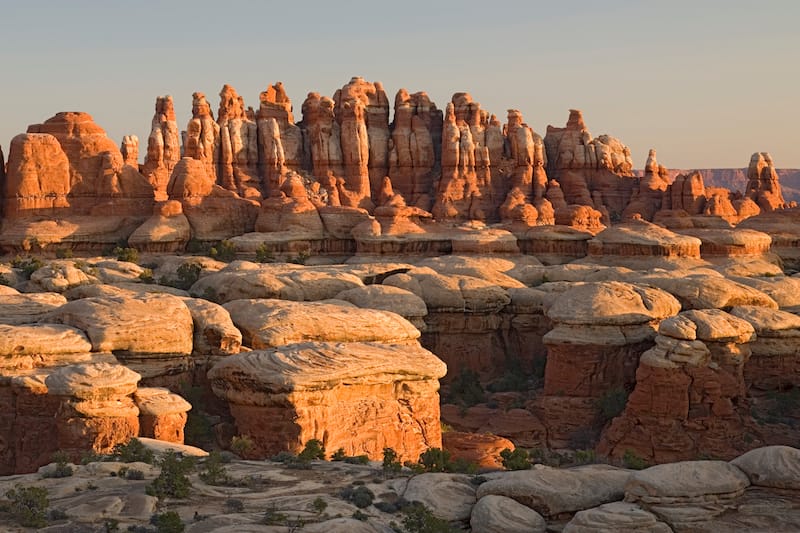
top-left (470, 494), bottom-right (546, 533)
top-left (563, 501), bottom-right (672, 533)
top-left (731, 446), bottom-right (800, 489)
top-left (476, 464), bottom-right (631, 517)
top-left (403, 473), bottom-right (476, 521)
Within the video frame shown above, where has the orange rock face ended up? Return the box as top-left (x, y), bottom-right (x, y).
top-left (544, 109), bottom-right (636, 220)
top-left (599, 310), bottom-right (759, 463)
top-left (209, 342), bottom-right (447, 462)
top-left (142, 95), bottom-right (181, 200)
top-left (442, 431), bottom-right (515, 470)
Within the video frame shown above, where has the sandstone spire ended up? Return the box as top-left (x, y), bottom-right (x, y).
top-left (184, 92), bottom-right (220, 185)
top-left (257, 82), bottom-right (303, 196)
top-left (217, 84), bottom-right (259, 198)
top-left (142, 95), bottom-right (181, 200)
top-left (746, 152), bottom-right (787, 212)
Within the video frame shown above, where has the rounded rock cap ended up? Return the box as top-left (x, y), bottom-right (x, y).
top-left (45, 362), bottom-right (141, 399)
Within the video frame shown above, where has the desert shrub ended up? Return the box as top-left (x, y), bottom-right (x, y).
top-left (124, 468), bottom-right (145, 480)
top-left (255, 243), bottom-right (275, 263)
top-left (138, 268), bottom-right (155, 283)
top-left (382, 447), bottom-right (402, 478)
top-left (340, 485), bottom-right (375, 508)
top-left (12, 255), bottom-right (45, 279)
top-left (622, 449), bottom-right (649, 470)
top-left (499, 448), bottom-right (531, 470)
top-left (418, 448), bottom-right (452, 473)
top-left (573, 449), bottom-right (597, 465)
top-left (114, 246), bottom-right (139, 264)
top-left (298, 439), bottom-right (326, 462)
top-left (209, 240), bottom-right (236, 262)
top-left (446, 368), bottom-right (486, 407)
top-left (185, 238), bottom-right (208, 254)
top-left (345, 455), bottom-right (370, 465)
top-left (331, 448), bottom-right (347, 461)
top-left (146, 451), bottom-right (195, 499)
top-left (309, 496), bottom-right (328, 515)
top-left (113, 438), bottom-right (155, 464)
top-left (168, 262), bottom-right (202, 290)
top-left (352, 509), bottom-right (369, 521)
top-left (42, 451), bottom-right (73, 478)
top-left (224, 498), bottom-right (245, 513)
top-left (103, 518), bottom-right (120, 532)
top-left (401, 502), bottom-right (456, 533)
top-left (55, 247), bottom-right (73, 259)
top-left (230, 435), bottom-right (255, 458)
top-left (597, 387), bottom-right (629, 422)
top-left (199, 451), bottom-right (232, 486)
top-left (288, 251), bottom-right (310, 265)
top-left (5, 485), bottom-right (49, 528)
top-left (151, 510), bottom-right (185, 533)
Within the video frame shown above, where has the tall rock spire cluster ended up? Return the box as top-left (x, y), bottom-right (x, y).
top-left (0, 76), bottom-right (793, 251)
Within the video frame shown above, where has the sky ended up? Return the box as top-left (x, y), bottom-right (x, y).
top-left (1, 0), bottom-right (798, 169)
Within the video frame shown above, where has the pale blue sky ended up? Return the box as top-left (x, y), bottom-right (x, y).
top-left (1, 0), bottom-right (798, 168)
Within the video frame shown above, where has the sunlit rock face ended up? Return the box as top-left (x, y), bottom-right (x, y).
top-left (544, 109), bottom-right (636, 221)
top-left (599, 309), bottom-right (758, 463)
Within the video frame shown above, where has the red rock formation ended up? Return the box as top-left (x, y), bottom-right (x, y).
top-left (209, 341), bottom-right (447, 461)
top-left (184, 92), bottom-right (220, 184)
top-left (623, 149), bottom-right (670, 220)
top-left (746, 152), bottom-right (788, 212)
top-left (388, 89), bottom-right (439, 209)
top-left (442, 431), bottom-right (515, 470)
top-left (134, 387), bottom-right (191, 444)
top-left (537, 282), bottom-right (681, 447)
top-left (120, 135), bottom-right (139, 167)
top-left (599, 310), bottom-right (758, 463)
top-left (433, 96), bottom-right (493, 221)
top-left (2, 133), bottom-right (71, 217)
top-left (544, 109), bottom-right (636, 219)
top-left (141, 95), bottom-right (181, 200)
top-left (167, 157), bottom-right (259, 241)
top-left (217, 84), bottom-right (259, 198)
top-left (24, 112), bottom-right (154, 217)
top-left (257, 82), bottom-right (303, 196)
top-left (254, 173), bottom-right (325, 237)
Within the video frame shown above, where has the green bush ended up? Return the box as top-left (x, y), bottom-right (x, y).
top-left (445, 368), bottom-right (486, 407)
top-left (114, 246), bottom-right (140, 264)
top-left (113, 438), bottom-right (155, 464)
top-left (382, 448), bottom-right (403, 478)
top-left (500, 448), bottom-right (532, 470)
top-left (340, 485), bottom-right (375, 508)
top-left (138, 268), bottom-right (155, 284)
top-left (309, 496), bottom-right (328, 515)
top-left (55, 247), bottom-right (73, 259)
top-left (209, 240), bottom-right (237, 262)
top-left (419, 448), bottom-right (452, 473)
top-left (164, 262), bottom-right (202, 290)
top-left (622, 449), bottom-right (649, 470)
top-left (199, 451), bottom-right (232, 486)
top-left (597, 387), bottom-right (629, 422)
top-left (12, 255), bottom-right (45, 280)
top-left (5, 485), bottom-right (49, 528)
top-left (224, 498), bottom-right (245, 512)
top-left (146, 451), bottom-right (195, 499)
top-left (401, 502), bottom-right (456, 533)
top-left (42, 451), bottom-right (73, 478)
top-left (255, 243), bottom-right (275, 263)
top-left (230, 435), bottom-right (255, 458)
top-left (298, 439), bottom-right (326, 462)
top-left (151, 510), bottom-right (185, 533)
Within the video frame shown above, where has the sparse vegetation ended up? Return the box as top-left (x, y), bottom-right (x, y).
top-left (42, 451), bottom-right (74, 478)
top-left (112, 438), bottom-right (155, 464)
top-left (5, 485), bottom-right (49, 528)
top-left (12, 255), bottom-right (45, 279)
top-left (445, 368), bottom-right (486, 407)
top-left (163, 262), bottom-right (202, 290)
top-left (55, 247), bottom-right (73, 259)
top-left (224, 498), bottom-right (245, 512)
top-left (401, 502), bottom-right (457, 533)
top-left (622, 449), bottom-right (649, 470)
top-left (382, 447), bottom-right (403, 478)
top-left (138, 268), bottom-right (155, 283)
top-left (151, 510), bottom-right (185, 533)
top-left (199, 451), bottom-right (232, 486)
top-left (255, 243), bottom-right (275, 263)
top-left (114, 246), bottom-right (140, 264)
top-left (209, 240), bottom-right (237, 262)
top-left (146, 451), bottom-right (195, 499)
top-left (230, 435), bottom-right (255, 458)
top-left (298, 439), bottom-right (326, 462)
top-left (340, 484), bottom-right (375, 508)
top-left (500, 448), bottom-right (532, 470)
top-left (597, 387), bottom-right (629, 422)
